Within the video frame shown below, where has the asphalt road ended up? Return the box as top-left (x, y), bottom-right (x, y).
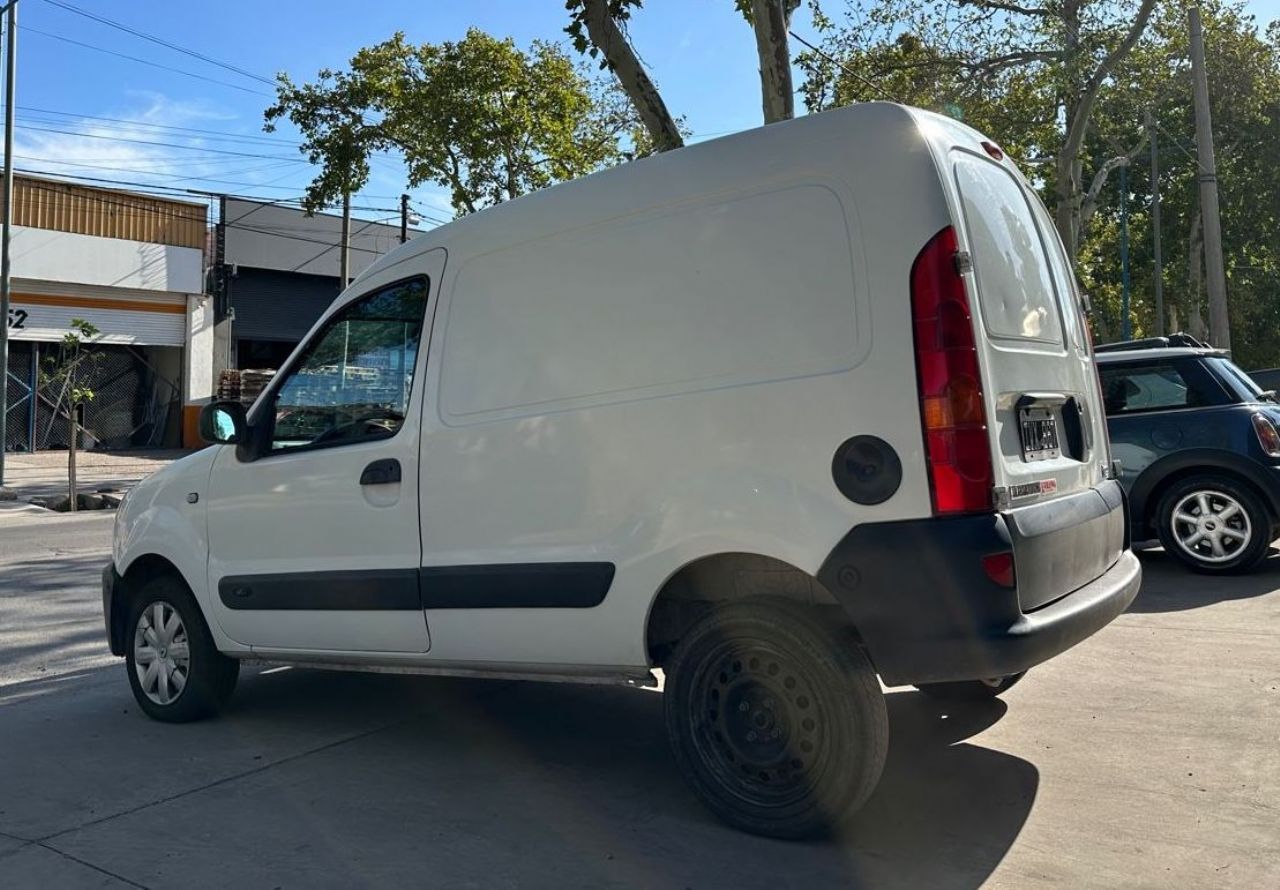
top-left (0, 514), bottom-right (1277, 889)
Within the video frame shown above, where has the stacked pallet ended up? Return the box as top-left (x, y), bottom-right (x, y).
top-left (216, 369), bottom-right (241, 402)
top-left (216, 368), bottom-right (276, 405)
top-left (239, 369), bottom-right (275, 404)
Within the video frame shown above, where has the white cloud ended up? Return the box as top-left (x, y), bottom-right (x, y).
top-left (13, 93), bottom-right (310, 192)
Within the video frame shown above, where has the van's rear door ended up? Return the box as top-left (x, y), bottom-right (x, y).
top-left (947, 147), bottom-right (1121, 608)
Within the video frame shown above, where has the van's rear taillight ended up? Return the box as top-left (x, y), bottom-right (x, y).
top-left (911, 226), bottom-right (993, 515)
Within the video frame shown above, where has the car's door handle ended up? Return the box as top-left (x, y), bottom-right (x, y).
top-left (360, 458), bottom-right (401, 485)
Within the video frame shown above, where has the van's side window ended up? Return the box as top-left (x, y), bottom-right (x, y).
top-left (268, 277), bottom-right (429, 452)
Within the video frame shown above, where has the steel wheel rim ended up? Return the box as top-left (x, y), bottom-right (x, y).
top-left (1170, 490), bottom-right (1251, 564)
top-left (688, 638), bottom-right (833, 809)
top-left (133, 601), bottom-right (191, 706)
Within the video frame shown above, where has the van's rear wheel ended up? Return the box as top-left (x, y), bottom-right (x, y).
top-left (125, 575), bottom-right (238, 723)
top-left (664, 600), bottom-right (888, 839)
top-left (914, 672), bottom-right (1025, 701)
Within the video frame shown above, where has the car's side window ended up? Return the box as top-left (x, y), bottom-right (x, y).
top-left (1099, 362), bottom-right (1207, 415)
top-left (267, 277), bottom-right (429, 453)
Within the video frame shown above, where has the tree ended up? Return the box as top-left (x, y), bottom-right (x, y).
top-left (799, 0), bottom-right (1156, 262)
top-left (737, 0), bottom-right (803, 123)
top-left (1081, 0), bottom-right (1280, 363)
top-left (266, 29), bottom-right (637, 216)
top-left (41, 318), bottom-right (102, 513)
top-left (565, 0), bottom-right (685, 151)
top-left (567, 0), bottom-right (808, 149)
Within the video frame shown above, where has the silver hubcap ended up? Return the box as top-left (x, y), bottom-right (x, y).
top-left (133, 601), bottom-right (190, 706)
top-left (1170, 490), bottom-right (1251, 564)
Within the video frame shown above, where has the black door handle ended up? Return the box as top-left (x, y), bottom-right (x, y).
top-left (360, 458), bottom-right (402, 485)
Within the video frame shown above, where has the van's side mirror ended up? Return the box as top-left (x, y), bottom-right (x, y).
top-left (198, 401), bottom-right (247, 445)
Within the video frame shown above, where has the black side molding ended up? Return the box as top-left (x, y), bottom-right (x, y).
top-left (215, 563), bottom-right (616, 611)
top-left (420, 562), bottom-right (615, 609)
top-left (218, 568), bottom-right (421, 610)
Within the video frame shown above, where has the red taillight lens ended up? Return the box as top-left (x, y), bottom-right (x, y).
top-left (911, 226), bottom-right (993, 515)
top-left (981, 552), bottom-right (1016, 588)
top-left (1252, 412), bottom-right (1280, 457)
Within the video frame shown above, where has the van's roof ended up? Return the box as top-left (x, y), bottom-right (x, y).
top-left (353, 102), bottom-right (995, 287)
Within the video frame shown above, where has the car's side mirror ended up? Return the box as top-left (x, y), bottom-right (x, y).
top-left (198, 400), bottom-right (248, 446)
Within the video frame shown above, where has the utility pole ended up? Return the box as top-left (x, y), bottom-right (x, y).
top-left (0, 0), bottom-right (18, 491)
top-left (400, 193), bottom-right (409, 244)
top-left (339, 190), bottom-right (351, 289)
top-left (1147, 110), bottom-right (1164, 337)
top-left (1189, 7), bottom-right (1229, 350)
top-left (1120, 163), bottom-right (1131, 340)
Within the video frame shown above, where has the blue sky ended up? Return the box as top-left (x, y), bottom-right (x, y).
top-left (11, 0), bottom-right (1280, 224)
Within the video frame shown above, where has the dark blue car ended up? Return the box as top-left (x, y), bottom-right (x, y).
top-left (1097, 337), bottom-right (1280, 573)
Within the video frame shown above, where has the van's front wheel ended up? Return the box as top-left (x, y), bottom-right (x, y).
top-left (664, 600), bottom-right (888, 839)
top-left (125, 575), bottom-right (239, 723)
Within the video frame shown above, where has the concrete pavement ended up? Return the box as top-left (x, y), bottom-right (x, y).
top-left (0, 450), bottom-right (187, 506)
top-left (0, 514), bottom-right (1276, 888)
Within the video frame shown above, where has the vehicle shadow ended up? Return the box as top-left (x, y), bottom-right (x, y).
top-left (3, 665), bottom-right (1036, 889)
top-left (224, 672), bottom-right (1036, 888)
top-left (1127, 546), bottom-right (1280, 613)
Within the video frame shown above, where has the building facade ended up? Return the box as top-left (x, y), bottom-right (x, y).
top-left (3, 175), bottom-right (206, 453)
top-left (213, 198), bottom-right (406, 373)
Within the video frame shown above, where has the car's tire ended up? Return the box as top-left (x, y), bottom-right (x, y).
top-left (124, 574), bottom-right (238, 723)
top-left (914, 671), bottom-right (1025, 701)
top-left (1155, 474), bottom-right (1271, 574)
top-left (663, 599), bottom-right (888, 839)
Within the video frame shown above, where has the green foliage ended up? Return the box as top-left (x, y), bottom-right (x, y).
top-left (1080, 0), bottom-right (1280, 366)
top-left (804, 0), bottom-right (1280, 365)
top-left (564, 0), bottom-right (644, 61)
top-left (43, 317), bottom-right (103, 411)
top-left (266, 29), bottom-right (638, 216)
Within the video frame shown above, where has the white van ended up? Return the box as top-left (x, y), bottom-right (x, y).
top-left (103, 103), bottom-right (1140, 838)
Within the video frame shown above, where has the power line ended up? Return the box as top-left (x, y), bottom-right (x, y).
top-left (15, 155), bottom-right (300, 182)
top-left (787, 30), bottom-right (898, 103)
top-left (21, 26), bottom-right (272, 97)
top-left (40, 0), bottom-right (277, 87)
top-left (14, 167), bottom-right (400, 215)
top-left (10, 105), bottom-right (301, 147)
top-left (17, 124), bottom-right (301, 160)
top-left (287, 215), bottom-right (400, 273)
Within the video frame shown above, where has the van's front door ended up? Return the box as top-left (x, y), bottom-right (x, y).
top-left (205, 276), bottom-right (432, 653)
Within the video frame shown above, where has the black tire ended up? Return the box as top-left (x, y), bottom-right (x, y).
top-left (124, 574), bottom-right (239, 723)
top-left (663, 600), bottom-right (888, 839)
top-left (914, 671), bottom-right (1025, 701)
top-left (1154, 474), bottom-right (1271, 574)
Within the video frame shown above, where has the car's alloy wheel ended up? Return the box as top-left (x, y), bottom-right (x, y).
top-left (1154, 474), bottom-right (1271, 574)
top-left (133, 601), bottom-right (191, 706)
top-left (1168, 489), bottom-right (1251, 565)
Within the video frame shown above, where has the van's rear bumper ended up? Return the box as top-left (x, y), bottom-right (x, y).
top-left (816, 480), bottom-right (1141, 686)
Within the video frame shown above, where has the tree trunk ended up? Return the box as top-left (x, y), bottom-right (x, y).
top-left (751, 0), bottom-right (799, 124)
top-left (1053, 0), bottom-right (1155, 264)
top-left (581, 0), bottom-right (684, 152)
top-left (68, 405), bottom-right (78, 513)
top-left (1187, 206), bottom-right (1207, 340)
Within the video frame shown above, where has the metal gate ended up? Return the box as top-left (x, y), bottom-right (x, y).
top-left (3, 343), bottom-right (180, 452)
top-left (3, 342), bottom-right (36, 453)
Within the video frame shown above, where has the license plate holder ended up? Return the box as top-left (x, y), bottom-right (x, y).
top-left (1019, 407), bottom-right (1060, 462)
